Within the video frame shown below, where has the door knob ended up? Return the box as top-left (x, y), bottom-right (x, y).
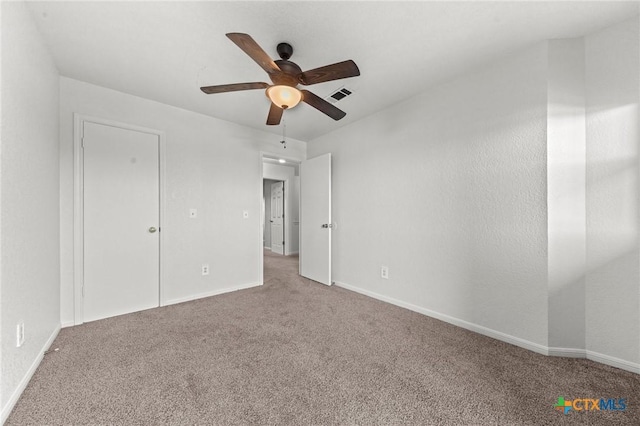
top-left (321, 224), bottom-right (333, 228)
top-left (148, 227), bottom-right (157, 233)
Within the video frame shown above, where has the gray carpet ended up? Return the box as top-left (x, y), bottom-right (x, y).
top-left (7, 250), bottom-right (640, 425)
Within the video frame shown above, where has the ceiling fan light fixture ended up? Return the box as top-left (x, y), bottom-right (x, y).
top-left (202, 33), bottom-right (358, 125)
top-left (266, 85), bottom-right (302, 109)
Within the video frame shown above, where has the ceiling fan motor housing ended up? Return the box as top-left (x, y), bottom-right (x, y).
top-left (272, 60), bottom-right (302, 86)
top-left (270, 42), bottom-right (301, 87)
top-left (277, 42), bottom-right (293, 60)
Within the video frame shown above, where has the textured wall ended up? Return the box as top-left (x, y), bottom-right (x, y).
top-left (585, 17), bottom-right (640, 365)
top-left (290, 176), bottom-right (300, 254)
top-left (308, 18), bottom-right (640, 369)
top-left (547, 38), bottom-right (586, 350)
top-left (309, 43), bottom-right (549, 346)
top-left (59, 77), bottom-right (306, 325)
top-left (1, 1), bottom-right (61, 417)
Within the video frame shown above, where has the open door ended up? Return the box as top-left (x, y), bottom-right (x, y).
top-left (300, 153), bottom-right (332, 285)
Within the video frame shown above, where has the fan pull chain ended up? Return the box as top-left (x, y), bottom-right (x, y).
top-left (280, 120), bottom-right (287, 149)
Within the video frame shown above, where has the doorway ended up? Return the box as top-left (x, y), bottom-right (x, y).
top-left (260, 153), bottom-right (332, 286)
top-left (262, 156), bottom-right (300, 275)
top-left (264, 179), bottom-right (284, 254)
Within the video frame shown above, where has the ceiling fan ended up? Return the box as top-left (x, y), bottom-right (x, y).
top-left (200, 33), bottom-right (360, 125)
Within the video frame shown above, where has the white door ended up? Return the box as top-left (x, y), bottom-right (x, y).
top-left (83, 121), bottom-right (160, 322)
top-left (300, 153), bottom-right (332, 285)
top-left (270, 181), bottom-right (284, 255)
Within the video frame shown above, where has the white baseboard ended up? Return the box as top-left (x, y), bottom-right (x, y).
top-left (334, 281), bottom-right (548, 355)
top-left (586, 350), bottom-right (640, 374)
top-left (1, 323), bottom-right (61, 424)
top-left (549, 348), bottom-right (640, 373)
top-left (335, 281), bottom-right (640, 375)
top-left (61, 321), bottom-right (75, 329)
top-left (162, 282), bottom-right (261, 306)
top-left (263, 247), bottom-right (271, 250)
top-left (548, 347), bottom-right (586, 358)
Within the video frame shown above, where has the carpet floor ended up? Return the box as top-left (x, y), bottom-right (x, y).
top-left (6, 250), bottom-right (640, 425)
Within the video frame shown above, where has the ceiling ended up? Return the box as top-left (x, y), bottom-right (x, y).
top-left (26, 1), bottom-right (639, 142)
top-left (263, 156), bottom-right (300, 176)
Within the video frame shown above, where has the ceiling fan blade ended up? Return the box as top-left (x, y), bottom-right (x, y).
top-left (298, 60), bottom-right (360, 85)
top-left (266, 103), bottom-right (284, 125)
top-left (226, 33), bottom-right (282, 76)
top-left (301, 90), bottom-right (346, 121)
top-left (200, 82), bottom-right (269, 94)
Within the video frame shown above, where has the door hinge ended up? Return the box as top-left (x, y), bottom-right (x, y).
top-left (81, 138), bottom-right (85, 148)
top-left (82, 285), bottom-right (85, 297)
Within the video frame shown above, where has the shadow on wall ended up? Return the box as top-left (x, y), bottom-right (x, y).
top-left (585, 101), bottom-right (639, 363)
top-left (413, 107), bottom-right (548, 339)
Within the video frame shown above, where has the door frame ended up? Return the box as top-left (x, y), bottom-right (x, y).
top-left (262, 178), bottom-right (284, 252)
top-left (73, 114), bottom-right (166, 325)
top-left (259, 152), bottom-right (301, 285)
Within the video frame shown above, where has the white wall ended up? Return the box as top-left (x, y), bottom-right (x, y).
top-left (1, 1), bottom-right (61, 420)
top-left (585, 17), bottom-right (640, 366)
top-left (308, 17), bottom-right (640, 371)
top-left (263, 163), bottom-right (298, 256)
top-left (547, 38), bottom-right (586, 351)
top-left (309, 43), bottom-right (550, 348)
top-left (59, 77), bottom-right (306, 325)
top-left (290, 176), bottom-right (300, 254)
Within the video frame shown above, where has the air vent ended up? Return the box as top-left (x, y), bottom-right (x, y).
top-left (327, 87), bottom-right (353, 103)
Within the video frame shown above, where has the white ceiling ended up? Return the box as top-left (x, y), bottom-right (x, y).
top-left (263, 156), bottom-right (300, 175)
top-left (26, 1), bottom-right (639, 141)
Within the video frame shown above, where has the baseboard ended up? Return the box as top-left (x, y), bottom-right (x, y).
top-left (586, 350), bottom-right (640, 374)
top-left (1, 323), bottom-right (61, 424)
top-left (263, 247), bottom-right (271, 250)
top-left (162, 282), bottom-right (262, 306)
top-left (548, 347), bottom-right (586, 358)
top-left (335, 281), bottom-right (640, 374)
top-left (61, 321), bottom-right (75, 329)
top-left (334, 281), bottom-right (548, 356)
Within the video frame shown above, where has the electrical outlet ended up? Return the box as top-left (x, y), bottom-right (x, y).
top-left (381, 266), bottom-right (389, 279)
top-left (202, 264), bottom-right (209, 276)
top-left (16, 322), bottom-right (24, 347)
